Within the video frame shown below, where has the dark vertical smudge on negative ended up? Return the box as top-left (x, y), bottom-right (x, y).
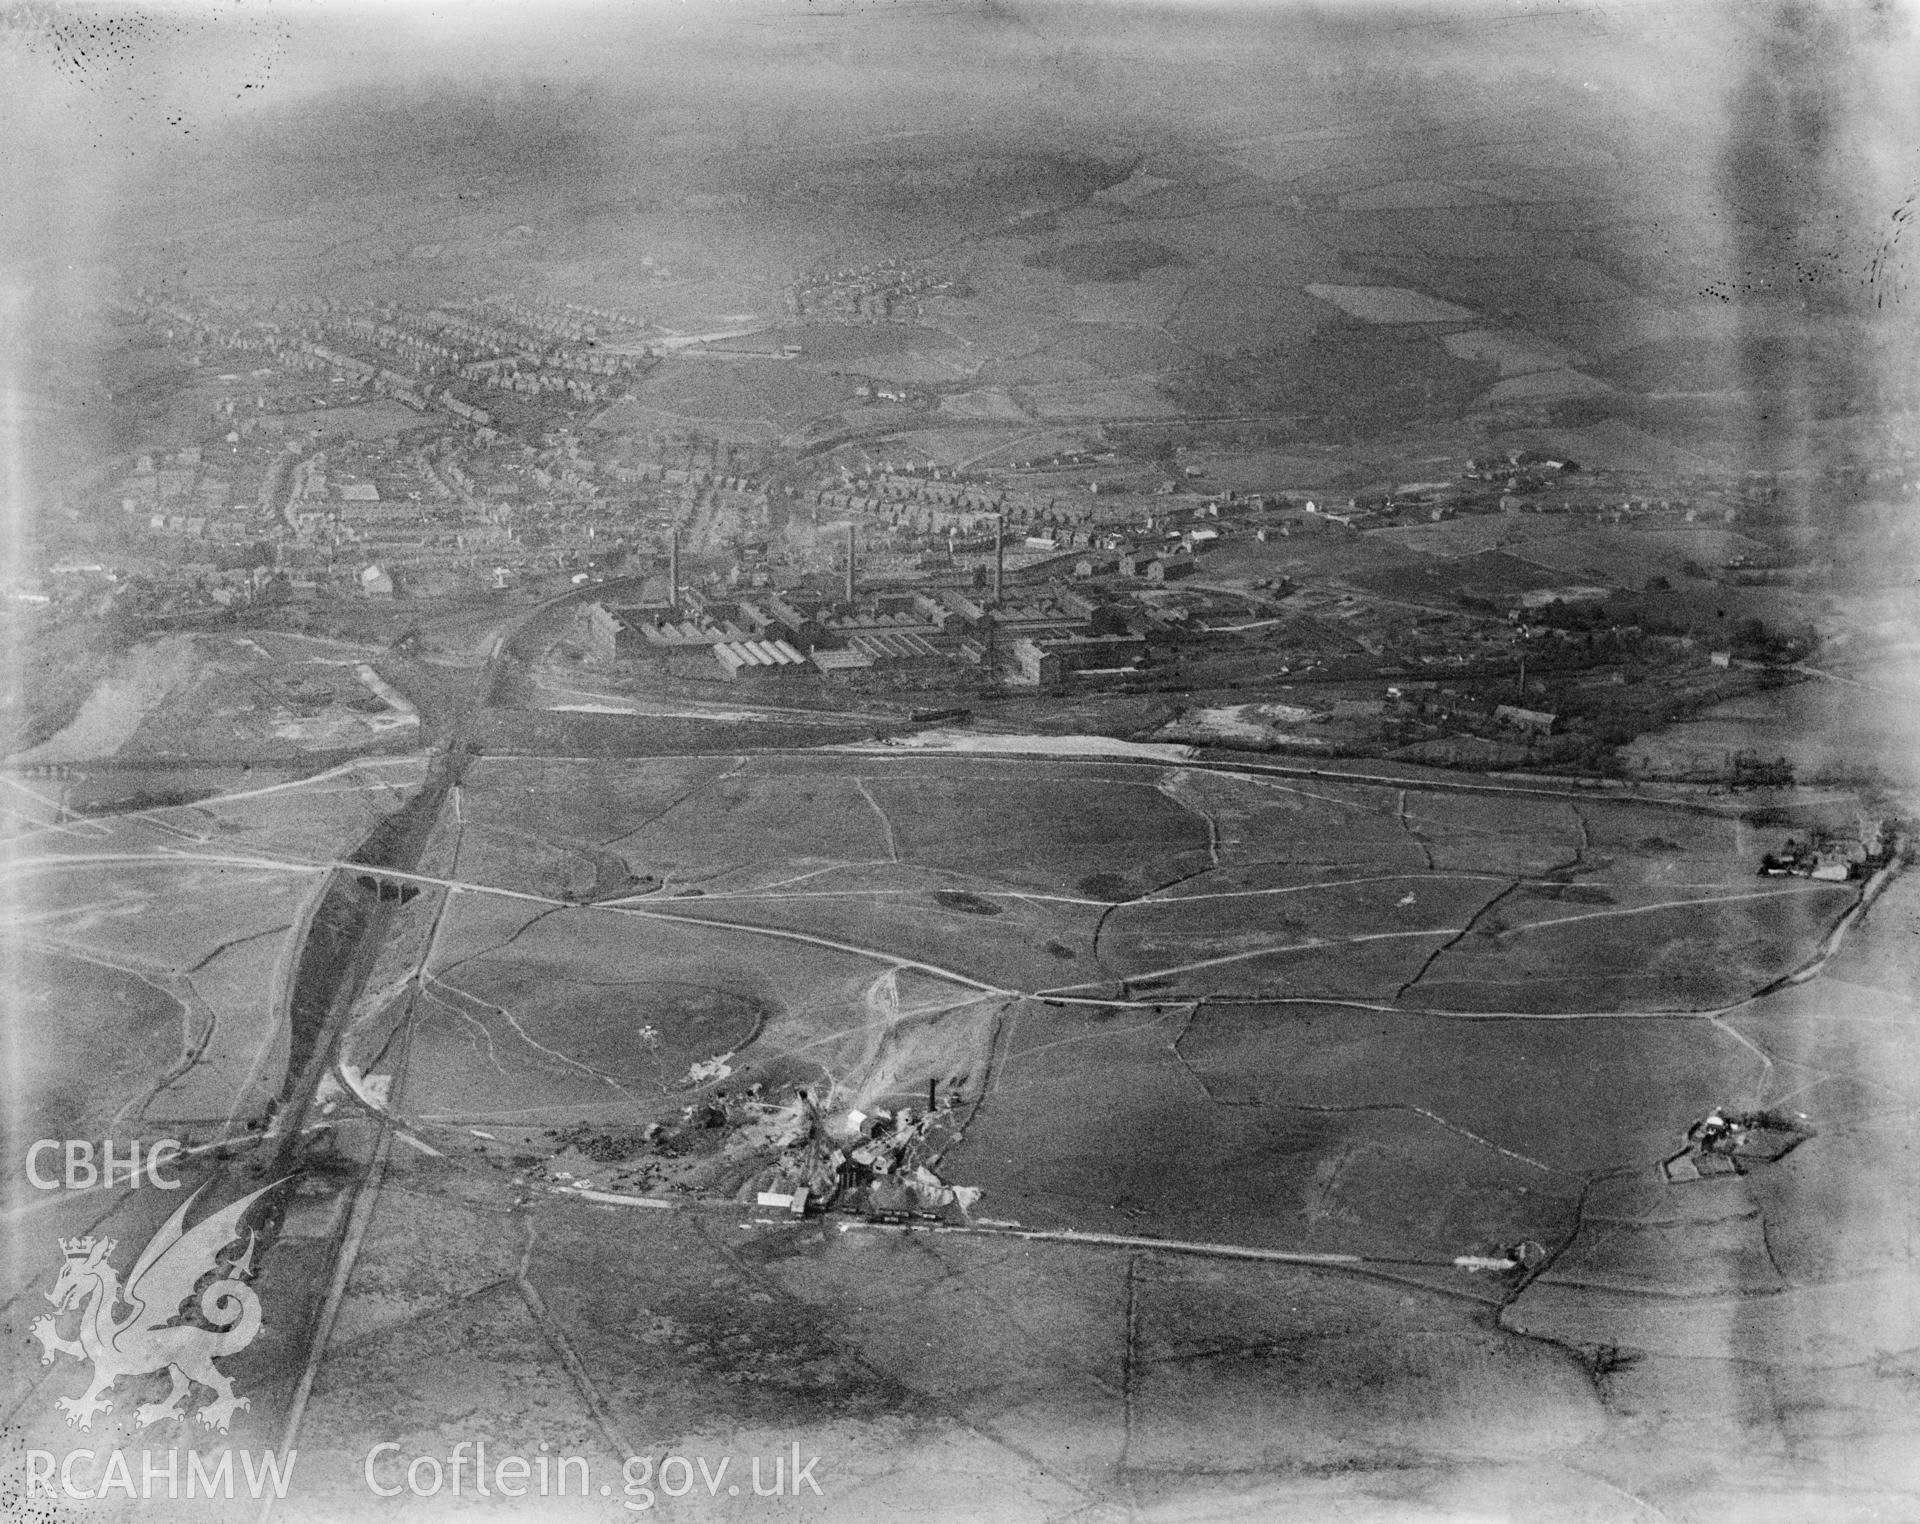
top-left (1717, 0), bottom-right (1914, 1416)
top-left (1717, 6), bottom-right (1822, 1401)
top-left (1719, 2), bottom-right (1894, 525)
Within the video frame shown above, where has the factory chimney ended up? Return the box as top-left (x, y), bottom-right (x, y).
top-left (992, 513), bottom-right (1005, 606)
top-left (668, 526), bottom-right (681, 612)
top-left (844, 522), bottom-right (857, 606)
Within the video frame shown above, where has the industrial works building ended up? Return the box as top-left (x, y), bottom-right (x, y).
top-left (712, 639), bottom-right (810, 680)
top-left (1011, 632), bottom-right (1147, 685)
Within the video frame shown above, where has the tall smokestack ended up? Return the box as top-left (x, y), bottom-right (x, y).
top-left (669, 526), bottom-right (681, 611)
top-left (993, 513), bottom-right (1005, 606)
top-left (844, 522), bottom-right (856, 605)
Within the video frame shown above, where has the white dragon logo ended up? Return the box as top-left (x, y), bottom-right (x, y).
top-left (32, 1180), bottom-right (282, 1433)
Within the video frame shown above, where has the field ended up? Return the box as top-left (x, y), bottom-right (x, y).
top-left (236, 746), bottom-right (1869, 1270)
top-left (9, 949), bottom-right (197, 1159)
top-left (1176, 1003), bottom-right (1763, 1171)
top-left (616, 359), bottom-right (860, 434)
top-left (2, 755), bottom-right (426, 1213)
top-left (1626, 675), bottom-right (1920, 789)
top-left (1441, 327), bottom-right (1586, 376)
top-left (942, 997), bottom-right (1587, 1272)
top-left (1304, 284), bottom-right (1479, 324)
top-left (413, 899), bottom-right (901, 1123)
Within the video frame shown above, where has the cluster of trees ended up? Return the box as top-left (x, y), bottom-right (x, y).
top-left (1484, 590), bottom-right (1812, 666)
top-left (1725, 616), bottom-right (1810, 663)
